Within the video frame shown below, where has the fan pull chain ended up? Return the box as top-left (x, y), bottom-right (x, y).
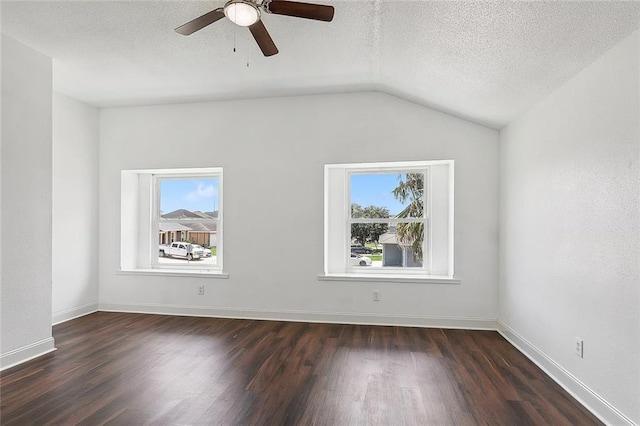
top-left (233, 25), bottom-right (237, 53)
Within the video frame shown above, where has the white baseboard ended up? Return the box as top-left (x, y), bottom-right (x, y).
top-left (0, 337), bottom-right (56, 371)
top-left (52, 303), bottom-right (99, 325)
top-left (99, 302), bottom-right (497, 330)
top-left (498, 321), bottom-right (636, 426)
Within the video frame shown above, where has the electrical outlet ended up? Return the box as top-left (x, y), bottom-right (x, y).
top-left (575, 337), bottom-right (583, 358)
top-left (372, 290), bottom-right (380, 301)
top-left (198, 285), bottom-right (205, 296)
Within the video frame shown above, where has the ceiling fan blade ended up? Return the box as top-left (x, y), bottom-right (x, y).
top-left (248, 20), bottom-right (279, 57)
top-left (266, 0), bottom-right (334, 22)
top-left (175, 8), bottom-right (225, 35)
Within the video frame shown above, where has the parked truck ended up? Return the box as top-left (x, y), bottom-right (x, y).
top-left (159, 242), bottom-right (205, 260)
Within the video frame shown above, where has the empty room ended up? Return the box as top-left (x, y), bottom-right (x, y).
top-left (1, 1), bottom-right (639, 424)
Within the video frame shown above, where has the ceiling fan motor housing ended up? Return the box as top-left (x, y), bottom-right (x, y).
top-left (224, 0), bottom-right (261, 26)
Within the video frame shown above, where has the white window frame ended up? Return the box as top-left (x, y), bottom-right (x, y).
top-left (323, 160), bottom-right (454, 280)
top-left (120, 167), bottom-right (226, 277)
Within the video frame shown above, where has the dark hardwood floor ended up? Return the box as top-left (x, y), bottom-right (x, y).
top-left (1, 312), bottom-right (601, 425)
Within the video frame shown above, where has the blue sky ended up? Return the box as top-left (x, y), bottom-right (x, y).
top-left (160, 178), bottom-right (219, 214)
top-left (350, 173), bottom-right (409, 216)
top-left (160, 174), bottom-right (408, 216)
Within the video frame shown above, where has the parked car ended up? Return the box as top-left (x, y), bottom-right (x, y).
top-left (351, 244), bottom-right (373, 254)
top-left (350, 253), bottom-right (372, 266)
top-left (192, 244), bottom-right (212, 258)
top-left (159, 242), bottom-right (205, 260)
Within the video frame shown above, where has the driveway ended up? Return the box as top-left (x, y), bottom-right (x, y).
top-left (158, 256), bottom-right (217, 266)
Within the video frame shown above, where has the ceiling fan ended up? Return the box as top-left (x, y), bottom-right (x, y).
top-left (175, 0), bottom-right (335, 57)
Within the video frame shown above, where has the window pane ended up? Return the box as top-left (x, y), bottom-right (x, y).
top-left (350, 173), bottom-right (424, 219)
top-left (160, 178), bottom-right (219, 218)
top-left (351, 222), bottom-right (424, 268)
top-left (158, 177), bottom-right (219, 267)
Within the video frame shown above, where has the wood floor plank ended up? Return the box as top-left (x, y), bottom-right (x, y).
top-left (0, 312), bottom-right (603, 425)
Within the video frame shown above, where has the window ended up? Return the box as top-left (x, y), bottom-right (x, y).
top-left (324, 160), bottom-right (454, 279)
top-left (121, 167), bottom-right (224, 275)
top-left (154, 175), bottom-right (221, 269)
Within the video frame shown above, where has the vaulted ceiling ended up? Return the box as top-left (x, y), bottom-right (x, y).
top-left (2, 1), bottom-right (639, 128)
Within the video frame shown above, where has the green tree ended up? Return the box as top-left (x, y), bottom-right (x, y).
top-left (351, 204), bottom-right (390, 246)
top-left (364, 206), bottom-right (390, 246)
top-left (392, 173), bottom-right (424, 261)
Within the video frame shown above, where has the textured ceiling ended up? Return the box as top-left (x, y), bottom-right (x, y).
top-left (2, 1), bottom-right (639, 128)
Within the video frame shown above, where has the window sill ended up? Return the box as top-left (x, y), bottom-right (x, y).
top-left (117, 269), bottom-right (229, 279)
top-left (318, 274), bottom-right (460, 284)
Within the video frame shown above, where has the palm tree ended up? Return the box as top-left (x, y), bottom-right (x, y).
top-left (392, 173), bottom-right (424, 261)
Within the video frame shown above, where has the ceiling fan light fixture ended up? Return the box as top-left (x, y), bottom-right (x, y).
top-left (224, 0), bottom-right (260, 27)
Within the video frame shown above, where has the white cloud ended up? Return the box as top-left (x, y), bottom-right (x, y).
top-left (185, 182), bottom-right (216, 202)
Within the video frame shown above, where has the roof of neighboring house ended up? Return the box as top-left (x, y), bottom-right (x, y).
top-left (192, 211), bottom-right (213, 219)
top-left (158, 223), bottom-right (192, 232)
top-left (161, 209), bottom-right (202, 219)
top-left (183, 222), bottom-right (217, 232)
top-left (379, 232), bottom-right (398, 245)
top-left (380, 230), bottom-right (416, 246)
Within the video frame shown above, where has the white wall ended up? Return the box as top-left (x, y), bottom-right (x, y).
top-left (499, 30), bottom-right (639, 425)
top-left (99, 92), bottom-right (499, 328)
top-left (52, 93), bottom-right (99, 324)
top-left (0, 35), bottom-right (55, 369)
